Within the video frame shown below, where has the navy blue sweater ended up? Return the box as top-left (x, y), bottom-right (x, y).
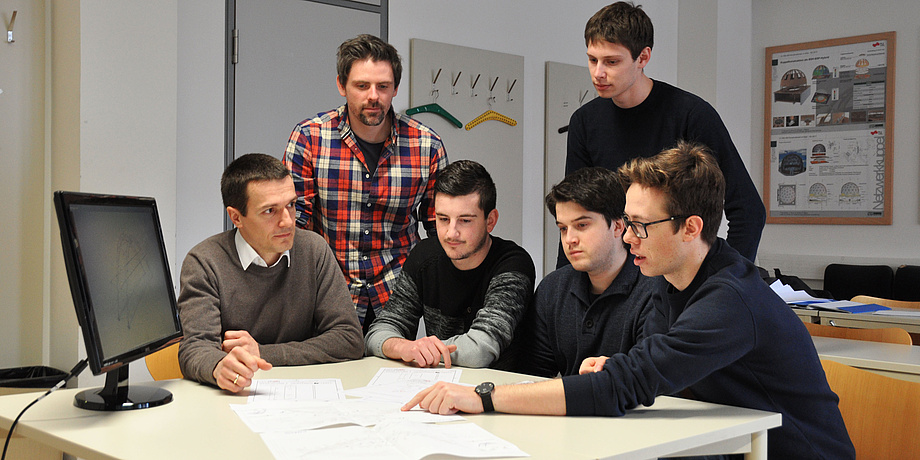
top-left (562, 239), bottom-right (854, 459)
top-left (519, 254), bottom-right (658, 378)
top-left (566, 81), bottom-right (765, 261)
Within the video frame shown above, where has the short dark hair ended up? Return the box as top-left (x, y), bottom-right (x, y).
top-left (545, 167), bottom-right (625, 227)
top-left (585, 1), bottom-right (654, 60)
top-left (434, 160), bottom-right (497, 215)
top-left (337, 34), bottom-right (403, 88)
top-left (616, 141), bottom-right (724, 246)
top-left (221, 153), bottom-right (290, 216)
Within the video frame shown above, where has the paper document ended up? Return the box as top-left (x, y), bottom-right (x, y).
top-left (231, 399), bottom-right (462, 433)
top-left (770, 280), bottom-right (829, 303)
top-left (795, 300), bottom-right (891, 313)
top-left (261, 420), bottom-right (529, 460)
top-left (247, 379), bottom-right (345, 403)
top-left (873, 309), bottom-right (920, 317)
top-left (368, 367), bottom-right (462, 386)
top-left (345, 367), bottom-right (462, 404)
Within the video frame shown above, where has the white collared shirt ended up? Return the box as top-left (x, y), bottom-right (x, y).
top-left (234, 229), bottom-right (291, 270)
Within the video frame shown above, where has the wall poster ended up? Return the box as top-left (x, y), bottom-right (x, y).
top-left (764, 32), bottom-right (895, 224)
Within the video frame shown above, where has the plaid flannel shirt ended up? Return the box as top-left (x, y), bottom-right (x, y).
top-left (283, 105), bottom-right (448, 320)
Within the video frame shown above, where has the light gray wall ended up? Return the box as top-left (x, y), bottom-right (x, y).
top-left (75, 0), bottom-right (179, 386)
top-left (176, 0), bottom-right (226, 280)
top-left (752, 0), bottom-right (920, 282)
top-left (388, 0), bottom-right (682, 278)
top-left (0, 0), bottom-right (46, 369)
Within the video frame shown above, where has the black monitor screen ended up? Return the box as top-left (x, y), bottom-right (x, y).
top-left (55, 191), bottom-right (182, 377)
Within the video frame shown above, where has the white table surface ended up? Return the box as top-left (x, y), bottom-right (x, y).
top-left (0, 357), bottom-right (780, 460)
top-left (812, 335), bottom-right (920, 382)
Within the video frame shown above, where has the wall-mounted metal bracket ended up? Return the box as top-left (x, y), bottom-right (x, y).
top-left (6, 11), bottom-right (17, 43)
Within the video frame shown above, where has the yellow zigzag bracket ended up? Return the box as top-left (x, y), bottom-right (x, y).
top-left (464, 110), bottom-right (518, 131)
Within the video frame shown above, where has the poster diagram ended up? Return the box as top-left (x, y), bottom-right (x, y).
top-left (765, 32), bottom-right (894, 224)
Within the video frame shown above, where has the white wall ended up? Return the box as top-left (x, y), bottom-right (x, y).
top-left (73, 0), bottom-right (179, 385)
top-left (388, 0), bottom-right (682, 276)
top-left (176, 0), bottom-right (226, 274)
top-left (752, 0), bottom-right (920, 281)
top-left (0, 0), bottom-right (46, 369)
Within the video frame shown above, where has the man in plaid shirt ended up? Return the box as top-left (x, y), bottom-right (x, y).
top-left (284, 34), bottom-right (448, 333)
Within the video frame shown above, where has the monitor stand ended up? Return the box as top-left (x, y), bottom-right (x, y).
top-left (74, 364), bottom-right (173, 411)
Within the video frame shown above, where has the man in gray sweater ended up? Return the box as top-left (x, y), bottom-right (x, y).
top-left (178, 153), bottom-right (363, 392)
top-left (364, 160), bottom-right (535, 369)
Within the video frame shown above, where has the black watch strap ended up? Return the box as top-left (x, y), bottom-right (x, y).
top-left (475, 381), bottom-right (495, 412)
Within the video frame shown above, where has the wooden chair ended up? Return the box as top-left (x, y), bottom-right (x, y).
top-left (144, 342), bottom-right (183, 380)
top-left (851, 294), bottom-right (920, 311)
top-left (804, 322), bottom-right (912, 345)
top-left (821, 359), bottom-right (920, 458)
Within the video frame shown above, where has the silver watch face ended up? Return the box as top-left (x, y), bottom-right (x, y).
top-left (476, 382), bottom-right (494, 395)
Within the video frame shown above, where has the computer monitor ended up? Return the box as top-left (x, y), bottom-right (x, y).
top-left (54, 191), bottom-right (183, 411)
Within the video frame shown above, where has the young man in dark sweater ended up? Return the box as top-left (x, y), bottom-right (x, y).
top-left (365, 160), bottom-right (535, 369)
top-left (564, 1), bottom-right (764, 263)
top-left (405, 143), bottom-right (854, 459)
top-left (178, 154), bottom-right (363, 393)
top-left (518, 167), bottom-right (657, 378)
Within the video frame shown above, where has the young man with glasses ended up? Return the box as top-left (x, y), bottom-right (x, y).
top-left (404, 142), bottom-right (854, 459)
top-left (517, 167), bottom-right (657, 378)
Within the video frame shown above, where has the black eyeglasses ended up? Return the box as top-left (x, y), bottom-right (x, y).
top-left (621, 215), bottom-right (689, 239)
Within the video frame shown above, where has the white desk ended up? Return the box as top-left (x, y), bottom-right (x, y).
top-left (0, 357), bottom-right (780, 460)
top-left (813, 336), bottom-right (920, 382)
top-left (819, 309), bottom-right (920, 333)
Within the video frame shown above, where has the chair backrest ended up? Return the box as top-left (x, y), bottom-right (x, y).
top-left (850, 294), bottom-right (920, 311)
top-left (804, 322), bottom-right (912, 345)
top-left (145, 342), bottom-right (183, 380)
top-left (821, 359), bottom-right (920, 458)
top-left (823, 263), bottom-right (893, 301)
top-left (893, 265), bottom-right (920, 301)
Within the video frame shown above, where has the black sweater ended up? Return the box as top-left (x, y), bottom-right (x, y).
top-left (566, 80), bottom-right (766, 261)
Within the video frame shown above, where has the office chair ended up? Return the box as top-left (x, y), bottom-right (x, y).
top-left (145, 342), bottom-right (184, 380)
top-left (821, 360), bottom-right (920, 459)
top-left (893, 264), bottom-right (920, 301)
top-left (803, 322), bottom-right (912, 345)
top-left (822, 263), bottom-right (893, 301)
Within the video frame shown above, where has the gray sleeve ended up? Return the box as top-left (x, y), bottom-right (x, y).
top-left (176, 252), bottom-right (226, 386)
top-left (364, 272), bottom-right (424, 358)
top-left (442, 271), bottom-right (533, 368)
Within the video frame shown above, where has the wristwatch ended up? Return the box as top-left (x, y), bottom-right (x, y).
top-left (475, 381), bottom-right (495, 412)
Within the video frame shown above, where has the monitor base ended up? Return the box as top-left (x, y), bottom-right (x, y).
top-left (73, 364), bottom-right (173, 411)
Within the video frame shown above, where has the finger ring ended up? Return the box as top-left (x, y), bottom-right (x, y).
top-left (232, 373), bottom-right (240, 385)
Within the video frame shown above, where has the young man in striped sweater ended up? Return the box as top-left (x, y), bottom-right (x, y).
top-left (365, 160), bottom-right (535, 370)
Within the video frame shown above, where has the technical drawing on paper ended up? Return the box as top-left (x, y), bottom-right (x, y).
top-left (777, 184), bottom-right (796, 206)
top-left (113, 231), bottom-right (153, 329)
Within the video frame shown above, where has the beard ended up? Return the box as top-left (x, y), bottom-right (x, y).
top-left (445, 233), bottom-right (489, 261)
top-left (357, 103), bottom-right (387, 126)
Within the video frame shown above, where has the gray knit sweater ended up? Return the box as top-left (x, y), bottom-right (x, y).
top-left (177, 229), bottom-right (363, 385)
top-left (364, 236), bottom-right (535, 368)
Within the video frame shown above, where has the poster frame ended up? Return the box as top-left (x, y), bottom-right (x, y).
top-left (763, 31), bottom-right (895, 225)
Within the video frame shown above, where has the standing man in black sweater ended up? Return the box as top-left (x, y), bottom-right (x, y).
top-left (564, 1), bottom-right (764, 264)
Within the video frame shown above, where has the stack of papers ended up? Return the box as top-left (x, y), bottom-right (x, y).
top-left (872, 309), bottom-right (920, 317)
top-left (232, 369), bottom-right (530, 460)
top-left (769, 280), bottom-right (891, 313)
